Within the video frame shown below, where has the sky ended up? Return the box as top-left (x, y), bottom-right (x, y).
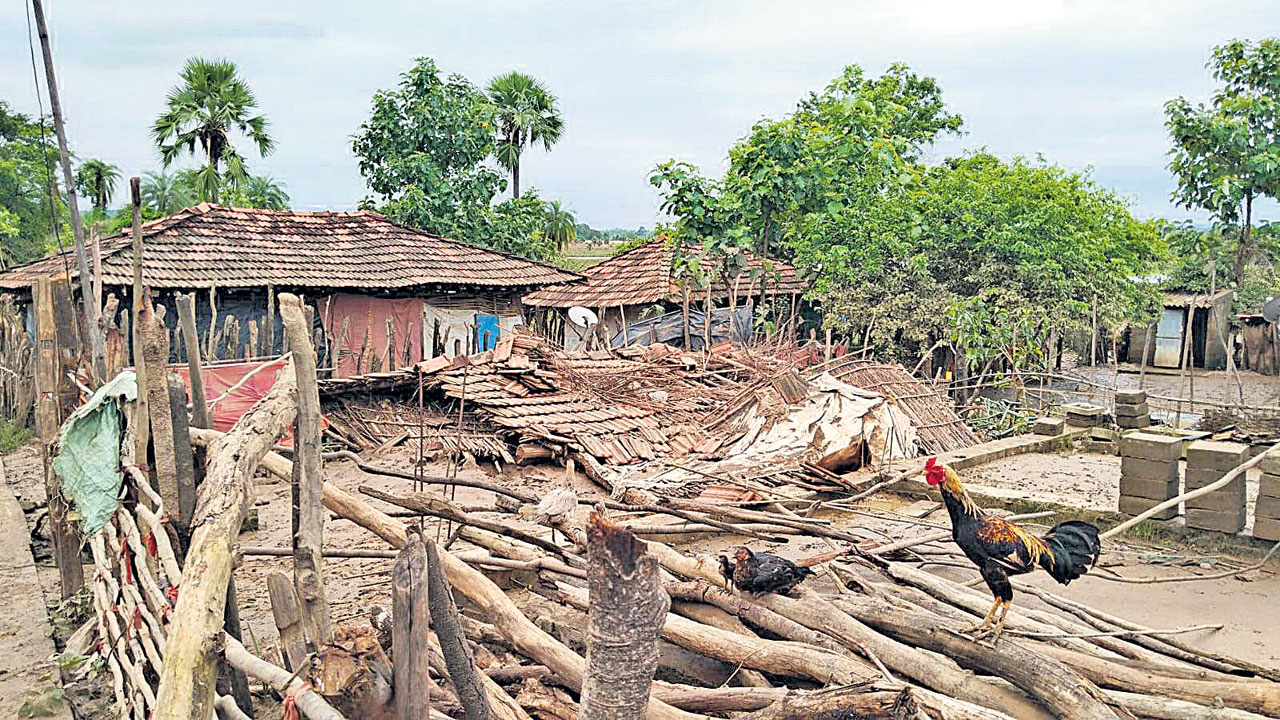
top-left (3, 0), bottom-right (1279, 229)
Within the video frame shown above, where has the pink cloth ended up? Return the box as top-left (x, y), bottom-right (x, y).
top-left (318, 294), bottom-right (422, 378)
top-left (170, 357), bottom-right (300, 444)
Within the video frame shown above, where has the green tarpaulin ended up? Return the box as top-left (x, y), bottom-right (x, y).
top-left (52, 371), bottom-right (137, 536)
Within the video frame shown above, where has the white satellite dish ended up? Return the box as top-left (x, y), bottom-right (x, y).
top-left (568, 306), bottom-right (599, 327)
top-left (1263, 297), bottom-right (1280, 324)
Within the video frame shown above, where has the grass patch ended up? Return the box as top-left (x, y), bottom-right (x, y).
top-left (0, 416), bottom-right (32, 454)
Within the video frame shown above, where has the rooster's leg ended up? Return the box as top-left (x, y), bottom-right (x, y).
top-left (960, 597), bottom-right (1000, 634)
top-left (986, 599), bottom-right (1013, 644)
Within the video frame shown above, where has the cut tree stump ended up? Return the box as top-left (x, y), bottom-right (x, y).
top-left (268, 572), bottom-right (309, 672)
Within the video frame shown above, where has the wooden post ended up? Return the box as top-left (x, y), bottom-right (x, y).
top-left (1176, 303), bottom-right (1196, 427)
top-left (1090, 293), bottom-right (1098, 366)
top-left (174, 292), bottom-right (210, 429)
top-left (1138, 322), bottom-right (1154, 391)
top-left (34, 279), bottom-right (58, 440)
top-left (425, 539), bottom-right (491, 720)
top-left (130, 179), bottom-right (150, 467)
top-left (824, 327), bottom-right (832, 362)
top-left (278, 293), bottom-right (333, 645)
top-left (703, 276), bottom-right (713, 352)
top-left (153, 360), bottom-right (297, 720)
top-left (265, 284), bottom-right (276, 357)
top-left (42, 443), bottom-right (83, 599)
top-left (31, 0), bottom-right (105, 383)
top-left (267, 572), bottom-right (309, 672)
top-left (205, 286), bottom-right (219, 361)
top-left (221, 579), bottom-right (255, 716)
top-left (394, 530), bottom-right (432, 720)
top-left (90, 226), bottom-right (103, 325)
top-left (166, 374), bottom-right (197, 536)
top-left (681, 286), bottom-right (691, 349)
top-left (579, 510), bottom-right (667, 720)
top-left (140, 294), bottom-right (181, 530)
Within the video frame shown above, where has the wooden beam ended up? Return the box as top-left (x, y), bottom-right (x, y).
top-left (279, 292), bottom-right (333, 645)
top-left (174, 292), bottom-right (210, 429)
top-left (129, 178), bottom-right (150, 468)
top-left (140, 294), bottom-right (180, 530)
top-left (425, 539), bottom-right (491, 720)
top-left (153, 359), bottom-right (297, 720)
top-left (267, 572), bottom-right (308, 672)
top-left (166, 374), bottom-right (196, 536)
top-left (42, 443), bottom-right (82, 599)
top-left (34, 279), bottom-right (58, 441)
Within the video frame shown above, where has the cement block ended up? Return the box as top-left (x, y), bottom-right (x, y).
top-left (1253, 517), bottom-right (1280, 542)
top-left (1116, 414), bottom-right (1151, 429)
top-left (1184, 469), bottom-right (1245, 494)
top-left (1066, 414), bottom-right (1100, 428)
top-left (1033, 417), bottom-right (1065, 436)
top-left (1115, 389), bottom-right (1147, 404)
top-left (1185, 507), bottom-right (1246, 534)
top-left (1118, 495), bottom-right (1178, 521)
top-left (1254, 496), bottom-right (1280, 521)
top-left (1119, 475), bottom-right (1179, 500)
top-left (1114, 402), bottom-right (1150, 418)
top-left (1260, 473), bottom-right (1280, 501)
top-left (1185, 488), bottom-right (1246, 513)
top-left (1120, 456), bottom-right (1178, 481)
top-left (1260, 449), bottom-right (1280, 476)
top-left (1186, 440), bottom-right (1249, 472)
top-left (1120, 432), bottom-right (1183, 461)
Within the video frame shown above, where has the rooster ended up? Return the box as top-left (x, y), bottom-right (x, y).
top-left (718, 546), bottom-right (813, 596)
top-left (924, 457), bottom-right (1100, 643)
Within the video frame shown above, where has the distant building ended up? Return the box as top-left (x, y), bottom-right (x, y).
top-left (1125, 289), bottom-right (1232, 370)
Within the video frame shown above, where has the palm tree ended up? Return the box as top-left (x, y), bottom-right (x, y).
top-left (487, 71), bottom-right (563, 198)
top-left (140, 170), bottom-right (194, 214)
top-left (241, 175), bottom-right (290, 210)
top-left (75, 159), bottom-right (121, 211)
top-left (151, 57), bottom-right (274, 203)
top-left (544, 201), bottom-right (576, 253)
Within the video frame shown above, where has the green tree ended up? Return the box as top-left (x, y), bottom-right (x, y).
top-left (152, 57), bottom-right (274, 203)
top-left (140, 169), bottom-right (193, 214)
top-left (544, 200), bottom-right (576, 252)
top-left (1166, 38), bottom-right (1280, 287)
top-left (230, 174), bottom-right (290, 210)
top-left (0, 101), bottom-right (67, 266)
top-left (74, 158), bottom-right (120, 212)
top-left (487, 71), bottom-right (564, 198)
top-left (354, 58), bottom-right (503, 241)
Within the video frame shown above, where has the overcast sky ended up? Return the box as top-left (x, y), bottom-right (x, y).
top-left (3, 1), bottom-right (1278, 229)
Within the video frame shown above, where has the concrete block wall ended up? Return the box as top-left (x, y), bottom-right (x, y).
top-left (1256, 450), bottom-right (1280, 541)
top-left (1184, 440), bottom-right (1248, 534)
top-left (1118, 432), bottom-right (1182, 521)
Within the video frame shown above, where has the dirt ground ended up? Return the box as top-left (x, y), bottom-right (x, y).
top-left (1071, 364), bottom-right (1280, 420)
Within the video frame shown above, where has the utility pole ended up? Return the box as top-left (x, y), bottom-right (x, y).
top-left (31, 0), bottom-right (107, 384)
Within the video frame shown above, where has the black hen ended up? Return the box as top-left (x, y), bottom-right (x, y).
top-left (720, 546), bottom-right (813, 596)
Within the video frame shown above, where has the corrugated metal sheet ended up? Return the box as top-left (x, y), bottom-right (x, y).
top-left (523, 237), bottom-right (809, 308)
top-left (0, 203), bottom-right (581, 291)
top-left (1163, 289), bottom-right (1233, 308)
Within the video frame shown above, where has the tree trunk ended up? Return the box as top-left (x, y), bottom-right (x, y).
top-left (31, 0), bottom-right (105, 383)
top-left (426, 540), bottom-right (491, 720)
top-left (153, 360), bottom-right (297, 720)
top-left (1236, 193), bottom-right (1253, 288)
top-left (512, 159), bottom-right (521, 200)
top-left (579, 512), bottom-right (668, 720)
top-left (175, 292), bottom-right (211, 429)
top-left (394, 531), bottom-right (432, 720)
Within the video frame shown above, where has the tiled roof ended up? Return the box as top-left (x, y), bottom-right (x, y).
top-left (522, 237), bottom-right (809, 308)
top-left (0, 204), bottom-right (580, 290)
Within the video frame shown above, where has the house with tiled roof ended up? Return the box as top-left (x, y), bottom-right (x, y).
top-left (0, 204), bottom-right (580, 377)
top-left (523, 236), bottom-right (808, 349)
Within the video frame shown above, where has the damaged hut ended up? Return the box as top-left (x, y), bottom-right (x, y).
top-left (522, 236), bottom-right (808, 349)
top-left (0, 203), bottom-right (580, 384)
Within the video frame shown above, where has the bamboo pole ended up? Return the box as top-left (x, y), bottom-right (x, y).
top-left (279, 293), bottom-right (333, 645)
top-left (31, 0), bottom-right (105, 383)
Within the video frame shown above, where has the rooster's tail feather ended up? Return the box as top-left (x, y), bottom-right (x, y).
top-left (1039, 520), bottom-right (1100, 585)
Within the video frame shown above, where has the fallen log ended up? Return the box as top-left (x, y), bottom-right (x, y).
top-left (643, 540), bottom-right (1050, 720)
top-left (833, 595), bottom-right (1119, 720)
top-left (1103, 690), bottom-right (1272, 720)
top-left (154, 360), bottom-right (297, 720)
top-left (426, 539), bottom-right (492, 720)
top-left (738, 684), bottom-right (914, 720)
top-left (558, 583), bottom-right (878, 687)
top-left (580, 511), bottom-right (669, 720)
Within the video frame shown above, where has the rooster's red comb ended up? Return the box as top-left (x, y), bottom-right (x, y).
top-left (925, 457), bottom-right (939, 470)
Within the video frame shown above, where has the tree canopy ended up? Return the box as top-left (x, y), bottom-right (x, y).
top-left (152, 57), bottom-right (274, 203)
top-left (1166, 38), bottom-right (1280, 286)
top-left (75, 158), bottom-right (120, 212)
top-left (352, 57), bottom-right (569, 261)
top-left (0, 101), bottom-right (66, 267)
top-left (487, 71), bottom-right (563, 199)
